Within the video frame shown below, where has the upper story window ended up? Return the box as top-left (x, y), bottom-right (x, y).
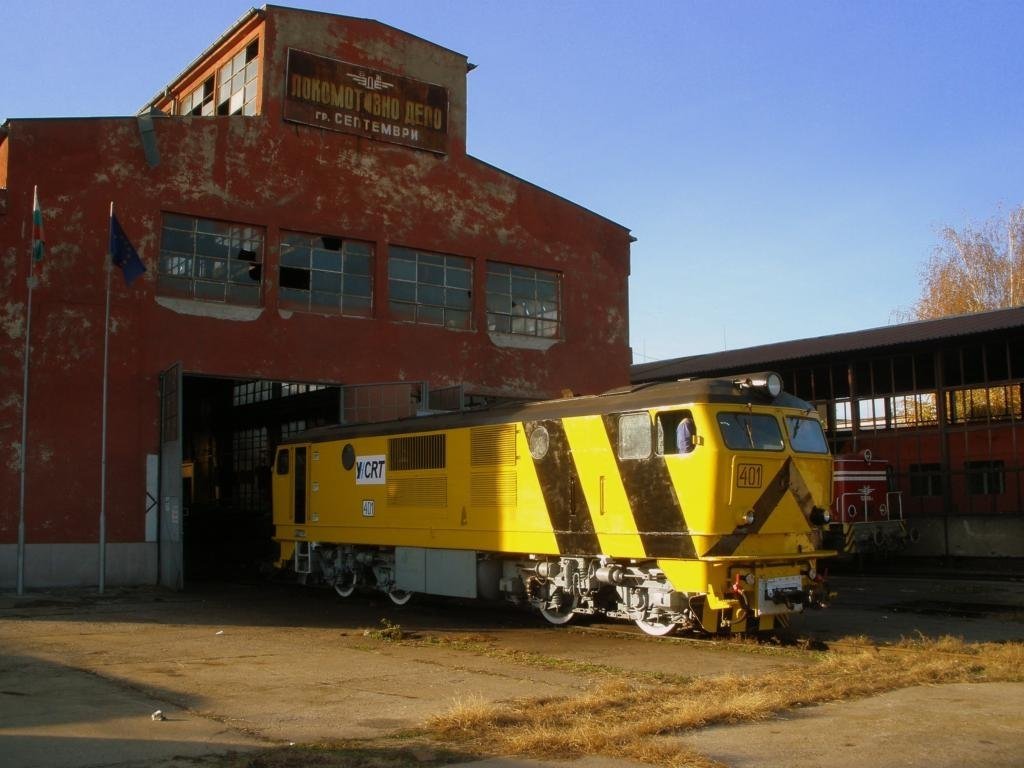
top-left (174, 39), bottom-right (260, 117)
top-left (158, 213), bottom-right (263, 306)
top-left (218, 39), bottom-right (260, 115)
top-left (486, 263), bottom-right (561, 338)
top-left (279, 232), bottom-right (373, 317)
top-left (182, 77), bottom-right (215, 116)
top-left (388, 247), bottom-right (472, 329)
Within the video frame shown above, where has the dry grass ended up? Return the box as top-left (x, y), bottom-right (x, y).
top-left (425, 637), bottom-right (1024, 767)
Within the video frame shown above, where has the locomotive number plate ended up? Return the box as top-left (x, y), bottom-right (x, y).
top-left (736, 463), bottom-right (763, 488)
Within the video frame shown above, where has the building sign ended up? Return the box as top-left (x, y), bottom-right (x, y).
top-left (284, 48), bottom-right (448, 154)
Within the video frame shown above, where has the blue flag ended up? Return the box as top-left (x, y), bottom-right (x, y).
top-left (110, 213), bottom-right (146, 286)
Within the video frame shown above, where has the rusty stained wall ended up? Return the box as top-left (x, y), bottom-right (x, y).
top-left (0, 96), bottom-right (630, 546)
top-left (0, 6), bottom-right (631, 547)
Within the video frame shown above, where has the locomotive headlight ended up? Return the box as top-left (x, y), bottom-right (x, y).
top-left (810, 507), bottom-right (831, 526)
top-left (740, 510), bottom-right (755, 525)
top-left (735, 371), bottom-right (784, 398)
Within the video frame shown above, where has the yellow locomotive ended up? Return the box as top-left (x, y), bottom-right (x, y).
top-left (272, 372), bottom-right (835, 635)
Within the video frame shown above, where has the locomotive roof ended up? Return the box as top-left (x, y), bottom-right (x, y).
top-left (287, 374), bottom-right (817, 445)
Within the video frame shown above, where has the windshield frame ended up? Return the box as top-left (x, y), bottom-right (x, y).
top-left (784, 414), bottom-right (829, 454)
top-left (716, 411), bottom-right (785, 452)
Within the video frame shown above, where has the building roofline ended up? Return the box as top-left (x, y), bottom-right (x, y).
top-left (139, 6), bottom-right (264, 114)
top-left (137, 4), bottom-right (474, 115)
top-left (466, 153), bottom-right (632, 236)
top-left (631, 305), bottom-right (1024, 382)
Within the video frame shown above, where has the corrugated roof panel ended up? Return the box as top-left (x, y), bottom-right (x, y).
top-left (632, 306), bottom-right (1024, 382)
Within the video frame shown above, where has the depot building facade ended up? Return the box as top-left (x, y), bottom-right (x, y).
top-left (0, 5), bottom-right (633, 589)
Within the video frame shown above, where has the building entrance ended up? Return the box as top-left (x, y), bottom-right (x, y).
top-left (175, 375), bottom-right (341, 585)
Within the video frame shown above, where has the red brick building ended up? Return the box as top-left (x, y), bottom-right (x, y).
top-left (0, 6), bottom-right (633, 589)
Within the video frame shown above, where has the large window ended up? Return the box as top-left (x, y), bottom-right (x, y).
top-left (947, 385), bottom-right (1023, 424)
top-left (890, 393), bottom-right (939, 428)
top-left (279, 232), bottom-right (372, 317)
top-left (158, 214), bottom-right (263, 306)
top-left (218, 39), bottom-right (260, 115)
top-left (909, 463), bottom-right (943, 497)
top-left (233, 381), bottom-right (274, 406)
top-left (388, 247), bottom-right (472, 329)
top-left (182, 76), bottom-right (214, 116)
top-left (486, 263), bottom-right (561, 338)
top-left (233, 426), bottom-right (269, 513)
top-left (966, 460), bottom-right (1005, 496)
top-left (176, 39), bottom-right (259, 116)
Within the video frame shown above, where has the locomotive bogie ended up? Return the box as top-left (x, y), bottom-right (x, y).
top-left (271, 375), bottom-right (836, 635)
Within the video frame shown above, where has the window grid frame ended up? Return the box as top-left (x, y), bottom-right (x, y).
top-left (388, 246), bottom-right (473, 330)
top-left (217, 38), bottom-right (260, 116)
top-left (278, 231), bottom-right (374, 317)
top-left (485, 261), bottom-right (562, 339)
top-left (158, 213), bottom-right (265, 307)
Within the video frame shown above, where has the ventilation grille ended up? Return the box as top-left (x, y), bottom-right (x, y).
top-left (387, 476), bottom-right (448, 507)
top-left (471, 425), bottom-right (517, 467)
top-left (388, 434), bottom-right (446, 471)
top-left (471, 472), bottom-right (518, 510)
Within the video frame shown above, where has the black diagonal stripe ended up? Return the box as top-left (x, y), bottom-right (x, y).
top-left (525, 419), bottom-right (601, 555)
top-left (703, 457), bottom-right (792, 558)
top-left (601, 414), bottom-right (697, 558)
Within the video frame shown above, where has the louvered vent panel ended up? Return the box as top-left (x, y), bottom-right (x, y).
top-left (388, 434), bottom-right (446, 470)
top-left (387, 476), bottom-right (448, 507)
top-left (471, 472), bottom-right (518, 510)
top-left (471, 425), bottom-right (517, 467)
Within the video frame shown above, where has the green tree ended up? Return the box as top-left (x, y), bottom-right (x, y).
top-left (912, 205), bottom-right (1024, 320)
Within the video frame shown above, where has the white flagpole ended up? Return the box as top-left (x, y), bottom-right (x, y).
top-left (17, 187), bottom-right (39, 596)
top-left (99, 202), bottom-right (113, 594)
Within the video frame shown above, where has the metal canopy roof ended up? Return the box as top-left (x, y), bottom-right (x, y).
top-left (632, 306), bottom-right (1024, 383)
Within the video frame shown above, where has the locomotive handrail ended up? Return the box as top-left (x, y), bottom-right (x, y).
top-left (888, 490), bottom-right (904, 520)
top-left (700, 550), bottom-right (836, 562)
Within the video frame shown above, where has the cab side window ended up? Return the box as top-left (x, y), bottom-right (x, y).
top-left (618, 412), bottom-right (652, 460)
top-left (657, 410), bottom-right (696, 455)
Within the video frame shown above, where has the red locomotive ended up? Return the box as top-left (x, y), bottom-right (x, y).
top-left (826, 450), bottom-right (915, 555)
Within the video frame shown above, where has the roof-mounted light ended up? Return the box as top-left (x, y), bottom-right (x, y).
top-left (735, 371), bottom-right (784, 398)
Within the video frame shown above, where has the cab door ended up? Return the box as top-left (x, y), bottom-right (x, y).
top-left (272, 444), bottom-right (311, 526)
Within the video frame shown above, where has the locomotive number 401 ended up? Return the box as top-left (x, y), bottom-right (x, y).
top-left (736, 463), bottom-right (763, 488)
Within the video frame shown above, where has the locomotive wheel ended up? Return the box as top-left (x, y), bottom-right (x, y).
top-left (388, 588), bottom-right (413, 606)
top-left (333, 570), bottom-right (356, 598)
top-left (539, 588), bottom-right (577, 626)
top-left (634, 613), bottom-right (677, 637)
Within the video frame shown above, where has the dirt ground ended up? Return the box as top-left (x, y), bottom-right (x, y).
top-left (1, 573), bottom-right (1023, 768)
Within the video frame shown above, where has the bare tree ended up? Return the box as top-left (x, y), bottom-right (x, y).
top-left (911, 205), bottom-right (1024, 320)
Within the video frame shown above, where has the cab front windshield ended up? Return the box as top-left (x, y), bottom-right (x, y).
top-left (785, 415), bottom-right (829, 453)
top-left (717, 412), bottom-right (784, 451)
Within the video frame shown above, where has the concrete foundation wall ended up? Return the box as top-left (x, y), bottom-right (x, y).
top-left (904, 515), bottom-right (1024, 558)
top-left (0, 543), bottom-right (157, 590)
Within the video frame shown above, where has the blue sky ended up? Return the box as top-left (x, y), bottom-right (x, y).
top-left (3, 1), bottom-right (1022, 364)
